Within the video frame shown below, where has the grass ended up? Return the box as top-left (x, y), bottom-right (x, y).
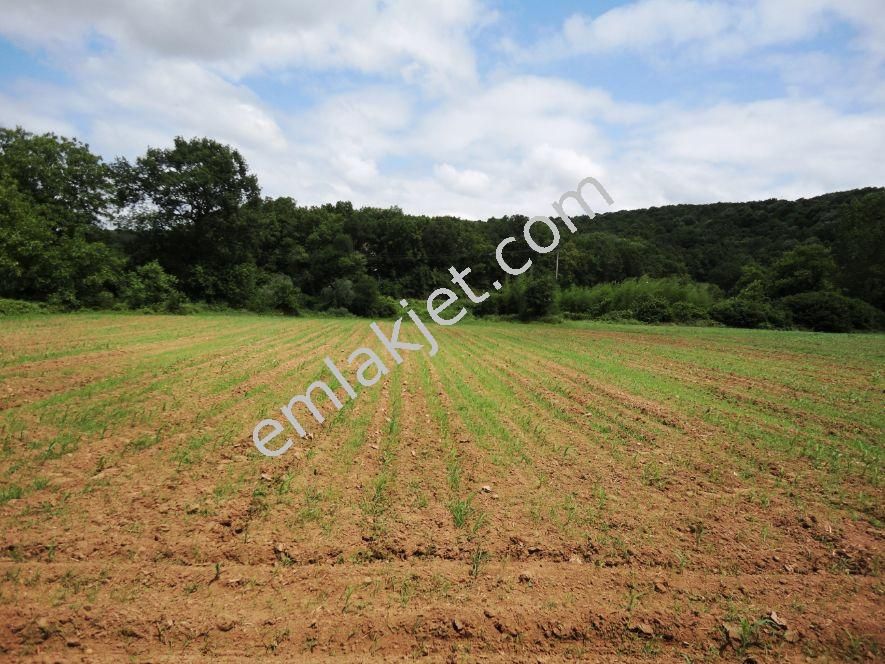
top-left (0, 312), bottom-right (882, 659)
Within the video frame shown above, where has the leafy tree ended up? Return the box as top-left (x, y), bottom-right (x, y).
top-left (320, 278), bottom-right (356, 311)
top-left (520, 274), bottom-right (557, 320)
top-left (781, 291), bottom-right (883, 332)
top-left (248, 273), bottom-right (301, 315)
top-left (633, 294), bottom-right (670, 323)
top-left (350, 275), bottom-right (383, 317)
top-left (833, 191), bottom-right (885, 310)
top-left (115, 136), bottom-right (259, 230)
top-left (122, 260), bottom-right (184, 311)
top-left (770, 242), bottom-right (838, 297)
top-left (0, 126), bottom-right (113, 234)
top-left (0, 129), bottom-right (124, 306)
top-left (115, 136), bottom-right (261, 304)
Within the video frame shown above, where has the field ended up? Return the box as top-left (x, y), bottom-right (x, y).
top-left (0, 313), bottom-right (882, 662)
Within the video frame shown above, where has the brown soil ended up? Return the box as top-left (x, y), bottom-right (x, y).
top-left (0, 315), bottom-right (882, 662)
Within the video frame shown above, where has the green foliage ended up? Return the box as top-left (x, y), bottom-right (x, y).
top-left (121, 261), bottom-right (185, 312)
top-left (520, 274), bottom-right (558, 320)
top-left (0, 297), bottom-right (47, 315)
top-left (770, 242), bottom-right (838, 297)
top-left (668, 301), bottom-right (708, 323)
top-left (115, 136), bottom-right (259, 230)
top-left (710, 297), bottom-right (789, 329)
top-left (0, 124), bottom-right (882, 330)
top-left (320, 278), bottom-right (356, 311)
top-left (833, 191), bottom-right (885, 310)
top-left (781, 291), bottom-right (883, 332)
top-left (0, 126), bottom-right (113, 234)
top-left (0, 129), bottom-right (126, 306)
top-left (247, 273), bottom-right (301, 315)
top-left (559, 277), bottom-right (720, 323)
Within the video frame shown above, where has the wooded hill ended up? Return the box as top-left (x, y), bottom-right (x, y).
top-left (1, 127), bottom-right (882, 331)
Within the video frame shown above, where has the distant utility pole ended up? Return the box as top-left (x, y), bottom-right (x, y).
top-left (555, 250), bottom-right (560, 280)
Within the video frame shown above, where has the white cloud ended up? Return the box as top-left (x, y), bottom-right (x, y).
top-left (434, 163), bottom-right (491, 196)
top-left (0, 0), bottom-right (882, 219)
top-left (524, 0), bottom-right (885, 63)
top-left (0, 0), bottom-right (483, 91)
top-left (615, 98), bottom-right (885, 205)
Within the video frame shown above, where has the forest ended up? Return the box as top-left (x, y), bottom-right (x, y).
top-left (1, 126), bottom-right (882, 332)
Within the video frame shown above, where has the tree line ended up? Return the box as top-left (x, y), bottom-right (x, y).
top-left (1, 127), bottom-right (882, 331)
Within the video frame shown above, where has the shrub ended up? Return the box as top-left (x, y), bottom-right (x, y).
top-left (558, 277), bottom-right (719, 321)
top-left (780, 291), bottom-right (884, 332)
top-left (320, 278), bottom-right (355, 311)
top-left (122, 261), bottom-right (185, 312)
top-left (248, 273), bottom-right (301, 315)
top-left (475, 275), bottom-right (560, 321)
top-left (0, 297), bottom-right (47, 315)
top-left (324, 306), bottom-right (354, 318)
top-left (669, 301), bottom-right (708, 323)
top-left (632, 294), bottom-right (671, 323)
top-left (520, 274), bottom-right (558, 320)
top-left (844, 298), bottom-right (885, 330)
top-left (710, 297), bottom-right (789, 329)
top-left (350, 276), bottom-right (391, 317)
top-left (598, 309), bottom-right (637, 323)
top-left (88, 290), bottom-right (116, 309)
top-left (369, 295), bottom-right (399, 318)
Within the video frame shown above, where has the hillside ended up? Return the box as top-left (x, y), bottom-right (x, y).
top-left (1, 128), bottom-right (883, 330)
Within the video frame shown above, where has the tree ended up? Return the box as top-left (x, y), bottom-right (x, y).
top-left (781, 291), bottom-right (882, 332)
top-left (0, 128), bottom-right (124, 306)
top-left (833, 191), bottom-right (885, 310)
top-left (520, 274), bottom-right (557, 320)
top-left (115, 136), bottom-right (259, 230)
top-left (122, 260), bottom-right (184, 311)
top-left (115, 137), bottom-right (261, 303)
top-left (320, 278), bottom-right (356, 311)
top-left (0, 126), bottom-right (113, 235)
top-left (769, 242), bottom-right (838, 297)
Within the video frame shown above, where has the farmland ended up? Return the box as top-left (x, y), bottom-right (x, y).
top-left (0, 313), bottom-right (883, 661)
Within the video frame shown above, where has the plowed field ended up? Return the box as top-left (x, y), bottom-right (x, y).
top-left (1, 313), bottom-right (882, 662)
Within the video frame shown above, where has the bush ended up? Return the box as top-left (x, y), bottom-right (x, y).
top-left (369, 295), bottom-right (399, 318)
top-left (350, 276), bottom-right (390, 317)
top-left (558, 277), bottom-right (719, 321)
top-left (780, 291), bottom-right (884, 332)
top-left (88, 290), bottom-right (116, 310)
top-left (0, 297), bottom-right (47, 315)
top-left (710, 297), bottom-right (789, 329)
top-left (598, 309), bottom-right (638, 323)
top-left (218, 263), bottom-right (260, 308)
top-left (477, 276), bottom-right (543, 319)
top-left (844, 298), bottom-right (885, 330)
top-left (632, 294), bottom-right (671, 323)
top-left (520, 274), bottom-right (557, 320)
top-left (320, 278), bottom-right (355, 311)
top-left (669, 301), bottom-right (708, 323)
top-left (323, 306), bottom-right (354, 318)
top-left (122, 261), bottom-right (186, 312)
top-left (248, 273), bottom-right (301, 314)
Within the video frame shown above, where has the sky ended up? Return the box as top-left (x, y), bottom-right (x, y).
top-left (0, 0), bottom-right (883, 219)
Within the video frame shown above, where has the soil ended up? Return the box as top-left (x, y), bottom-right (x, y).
top-left (0, 315), bottom-right (882, 662)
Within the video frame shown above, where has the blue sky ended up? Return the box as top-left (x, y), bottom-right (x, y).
top-left (0, 0), bottom-right (883, 217)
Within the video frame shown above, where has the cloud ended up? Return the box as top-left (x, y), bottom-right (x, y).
top-left (434, 163), bottom-right (491, 196)
top-left (0, 0), bottom-right (484, 91)
top-left (522, 0), bottom-right (885, 63)
top-left (0, 0), bottom-right (882, 219)
top-left (609, 98), bottom-right (885, 207)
